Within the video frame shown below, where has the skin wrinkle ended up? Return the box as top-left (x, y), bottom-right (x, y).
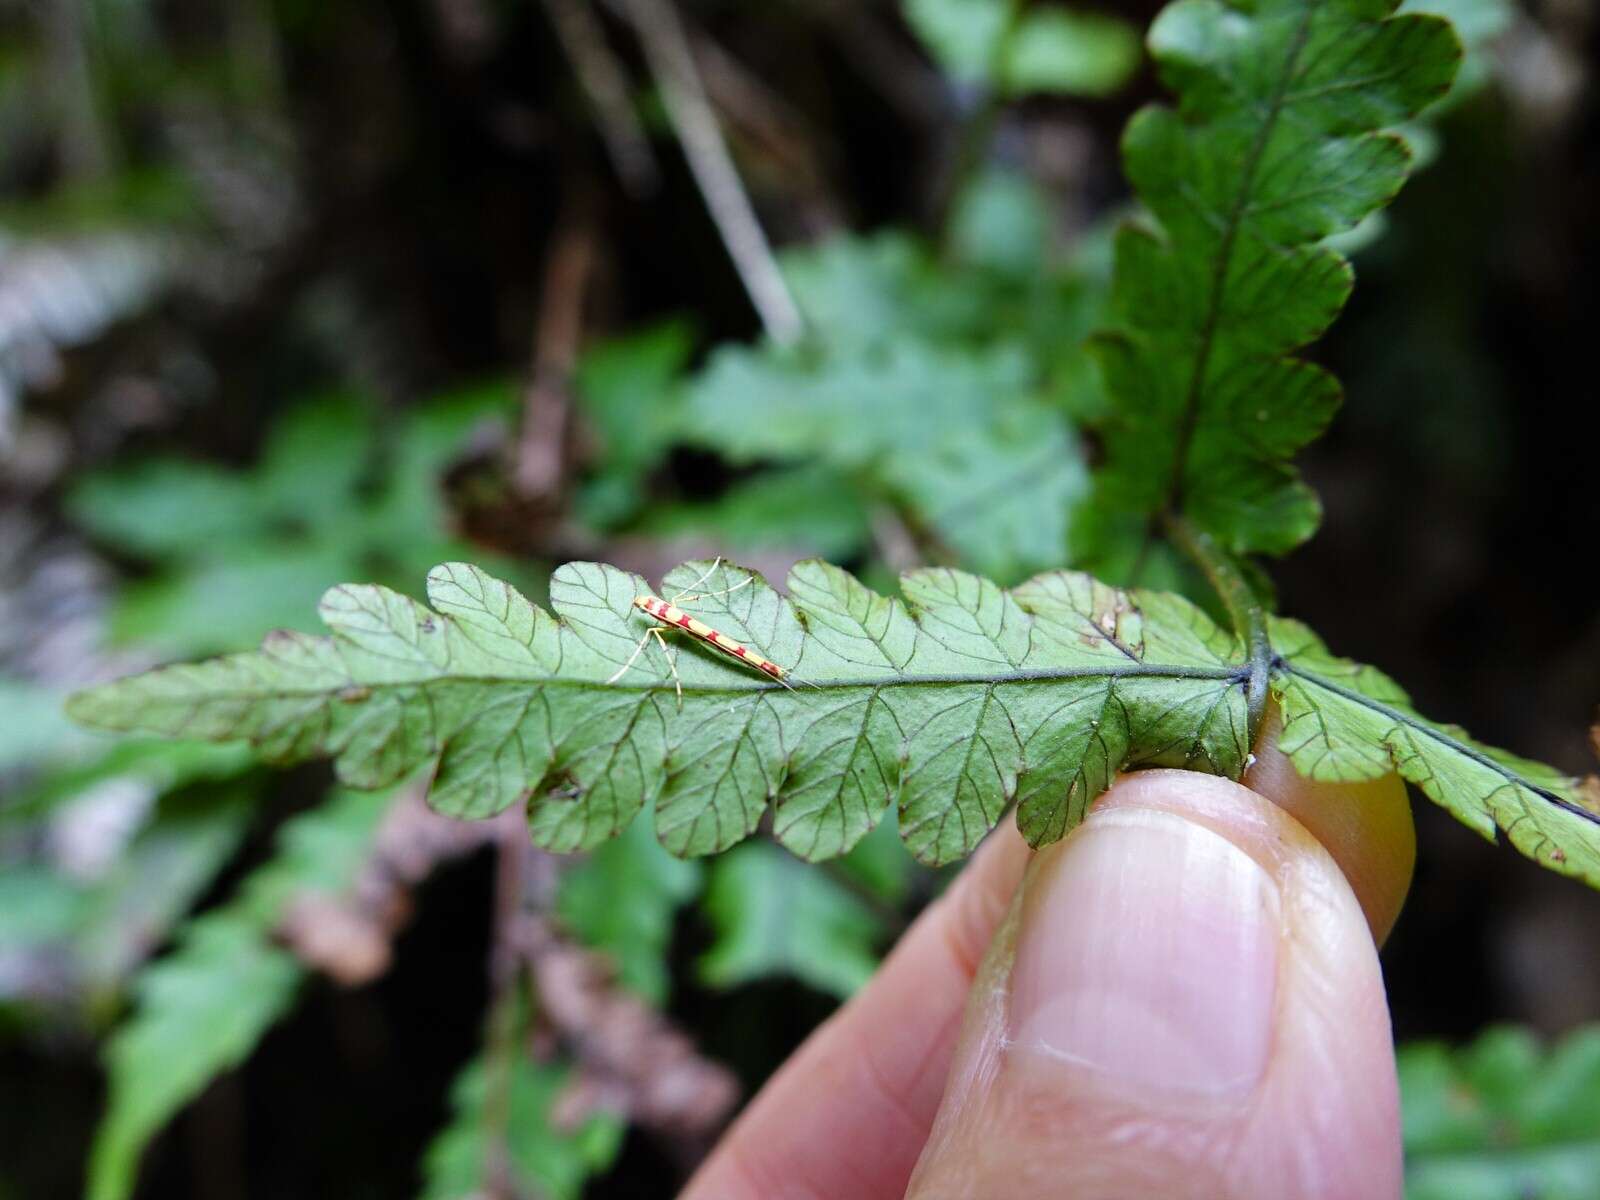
top-left (907, 771), bottom-right (1402, 1199)
top-left (687, 762), bottom-right (1409, 1200)
top-left (797, 1034), bottom-right (921, 1194)
top-left (1261, 887), bottom-right (1392, 1195)
top-left (1255, 787), bottom-right (1402, 1196)
top-left (678, 822), bottom-right (1030, 1200)
top-left (819, 851), bottom-right (1017, 1190)
top-left (857, 1004), bottom-right (962, 1147)
top-left (721, 1132), bottom-right (831, 1200)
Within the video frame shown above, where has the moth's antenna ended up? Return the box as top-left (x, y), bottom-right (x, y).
top-left (669, 556), bottom-right (724, 603)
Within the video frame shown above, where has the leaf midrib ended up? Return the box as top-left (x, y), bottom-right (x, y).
top-left (1163, 0), bottom-right (1319, 514)
top-left (87, 662), bottom-right (1248, 707)
top-left (1280, 663), bottom-right (1600, 829)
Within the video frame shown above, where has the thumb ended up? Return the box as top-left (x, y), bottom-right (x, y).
top-left (905, 769), bottom-right (1406, 1200)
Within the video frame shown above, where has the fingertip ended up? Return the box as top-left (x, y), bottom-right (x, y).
top-left (1243, 703), bottom-right (1416, 944)
top-left (908, 771), bottom-right (1403, 1200)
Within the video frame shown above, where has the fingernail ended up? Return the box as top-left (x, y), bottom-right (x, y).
top-left (1010, 806), bottom-right (1280, 1098)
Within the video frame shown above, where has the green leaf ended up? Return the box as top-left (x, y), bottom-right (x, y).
top-left (685, 339), bottom-right (1088, 582)
top-left (687, 341), bottom-right (1033, 471)
top-left (904, 0), bottom-right (1142, 97)
top-left (698, 842), bottom-right (884, 1000)
top-left (903, 0), bottom-right (1012, 83)
top-left (835, 810), bottom-right (920, 906)
top-left (362, 382), bottom-right (522, 555)
top-left (1400, 0), bottom-right (1511, 106)
top-left (249, 392), bottom-right (372, 520)
top-left (88, 911), bottom-right (302, 1200)
top-left (1402, 1025), bottom-right (1600, 1200)
top-left (87, 787), bottom-right (393, 1200)
top-left (1272, 618), bottom-right (1600, 886)
top-left (1087, 0), bottom-right (1462, 557)
top-left (422, 1041), bottom-right (623, 1200)
top-left (0, 676), bottom-right (93, 770)
top-left (780, 231), bottom-right (989, 352)
top-left (108, 541), bottom-right (365, 653)
top-left (572, 321), bottom-right (695, 530)
top-left (557, 816), bottom-right (702, 1005)
top-left (6, 739), bottom-right (252, 825)
top-left (0, 866), bottom-right (85, 962)
top-left (1002, 8), bottom-right (1144, 98)
top-left (74, 786), bottom-right (255, 992)
top-left (68, 558), bottom-right (1250, 867)
top-left (230, 786), bottom-right (397, 920)
top-left (66, 558), bottom-right (1600, 887)
top-left (535, 227), bottom-right (1110, 582)
top-left (71, 388), bottom-right (521, 656)
top-left (662, 229), bottom-right (1105, 581)
top-left (780, 218), bottom-right (1103, 379)
top-left (898, 404), bottom-right (1087, 581)
top-left (67, 460), bottom-right (260, 560)
top-left (947, 169), bottom-right (1053, 277)
top-left (638, 465), bottom-right (872, 562)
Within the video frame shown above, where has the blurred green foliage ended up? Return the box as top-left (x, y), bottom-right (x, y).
top-left (68, 387), bottom-right (524, 655)
top-left (576, 198), bottom-right (1104, 584)
top-left (89, 785), bottom-right (392, 1200)
top-left (1403, 1026), bottom-right (1600, 1200)
top-left (904, 0), bottom-right (1142, 96)
top-left (699, 820), bottom-right (915, 1001)
top-left (557, 817), bottom-right (702, 1006)
top-left (423, 1027), bottom-right (625, 1200)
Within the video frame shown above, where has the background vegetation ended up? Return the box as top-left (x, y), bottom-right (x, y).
top-left (1, 0), bottom-right (1597, 1196)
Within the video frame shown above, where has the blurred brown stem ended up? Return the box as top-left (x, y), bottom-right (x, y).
top-left (542, 0), bottom-right (661, 195)
top-left (620, 0), bottom-right (804, 345)
top-left (515, 216), bottom-right (599, 502)
top-left (480, 817), bottom-right (541, 1199)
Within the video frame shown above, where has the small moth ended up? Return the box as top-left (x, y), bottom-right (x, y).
top-left (606, 559), bottom-right (797, 693)
top-left (628, 593), bottom-right (787, 682)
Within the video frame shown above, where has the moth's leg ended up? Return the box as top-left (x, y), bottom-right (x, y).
top-left (607, 619), bottom-right (661, 685)
top-left (649, 626), bottom-right (684, 708)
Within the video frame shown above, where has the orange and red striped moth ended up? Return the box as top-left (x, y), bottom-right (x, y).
top-left (606, 560), bottom-right (795, 694)
top-left (627, 593), bottom-right (788, 682)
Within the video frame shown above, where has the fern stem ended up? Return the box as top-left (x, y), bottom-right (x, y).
top-left (1163, 512), bottom-right (1271, 747)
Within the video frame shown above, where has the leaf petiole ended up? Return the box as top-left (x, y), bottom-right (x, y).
top-left (1163, 512), bottom-right (1272, 746)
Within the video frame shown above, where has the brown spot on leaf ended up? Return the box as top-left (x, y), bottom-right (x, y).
top-left (1577, 775), bottom-right (1600, 818)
